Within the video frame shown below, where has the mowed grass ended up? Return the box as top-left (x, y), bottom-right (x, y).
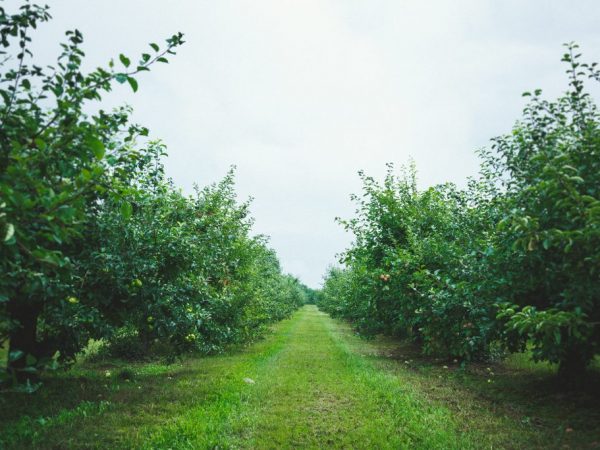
top-left (350, 334), bottom-right (600, 449)
top-left (0, 317), bottom-right (293, 449)
top-left (138, 306), bottom-right (472, 449)
top-left (1, 306), bottom-right (599, 449)
top-left (204, 307), bottom-right (472, 449)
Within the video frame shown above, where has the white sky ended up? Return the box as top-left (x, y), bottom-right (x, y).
top-left (20, 0), bottom-right (600, 287)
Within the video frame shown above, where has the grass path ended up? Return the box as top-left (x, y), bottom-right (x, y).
top-left (146, 305), bottom-right (471, 449)
top-left (3, 305), bottom-right (599, 449)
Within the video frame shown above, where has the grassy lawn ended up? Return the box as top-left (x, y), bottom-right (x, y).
top-left (1, 305), bottom-right (599, 449)
top-left (344, 328), bottom-right (600, 449)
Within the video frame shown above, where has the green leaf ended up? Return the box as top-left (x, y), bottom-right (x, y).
top-left (8, 350), bottom-right (24, 362)
top-left (33, 251), bottom-right (62, 266)
top-left (119, 54), bottom-right (131, 68)
top-left (4, 223), bottom-right (14, 242)
top-left (127, 76), bottom-right (138, 93)
top-left (150, 43), bottom-right (160, 52)
top-left (0, 89), bottom-right (10, 104)
top-left (79, 168), bottom-right (92, 182)
top-left (52, 84), bottom-right (64, 96)
top-left (564, 239), bottom-right (574, 253)
top-left (115, 73), bottom-right (128, 84)
top-left (120, 201), bottom-right (133, 219)
top-left (88, 138), bottom-right (105, 160)
top-left (34, 138), bottom-right (47, 150)
top-left (157, 57), bottom-right (168, 64)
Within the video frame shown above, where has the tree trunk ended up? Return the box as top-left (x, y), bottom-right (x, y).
top-left (557, 348), bottom-right (589, 388)
top-left (6, 298), bottom-right (40, 383)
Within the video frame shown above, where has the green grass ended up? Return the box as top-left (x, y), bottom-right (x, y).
top-left (356, 333), bottom-right (600, 449)
top-left (1, 306), bottom-right (599, 449)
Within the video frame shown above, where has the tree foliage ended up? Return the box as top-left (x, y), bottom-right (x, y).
top-left (321, 45), bottom-right (600, 383)
top-left (0, 1), bottom-right (304, 386)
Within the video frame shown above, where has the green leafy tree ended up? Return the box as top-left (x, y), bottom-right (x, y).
top-left (487, 44), bottom-right (600, 382)
top-left (0, 1), bottom-right (183, 381)
top-left (325, 165), bottom-right (498, 360)
top-left (80, 165), bottom-right (306, 357)
top-left (323, 45), bottom-right (600, 383)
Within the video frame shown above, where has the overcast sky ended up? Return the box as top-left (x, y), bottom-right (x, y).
top-left (21, 0), bottom-right (600, 287)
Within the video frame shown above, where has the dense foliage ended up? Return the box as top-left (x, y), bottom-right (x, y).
top-left (321, 45), bottom-right (600, 383)
top-left (0, 2), bottom-right (305, 386)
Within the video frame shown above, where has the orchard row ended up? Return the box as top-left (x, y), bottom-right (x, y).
top-left (0, 3), bottom-right (311, 385)
top-left (320, 45), bottom-right (600, 384)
